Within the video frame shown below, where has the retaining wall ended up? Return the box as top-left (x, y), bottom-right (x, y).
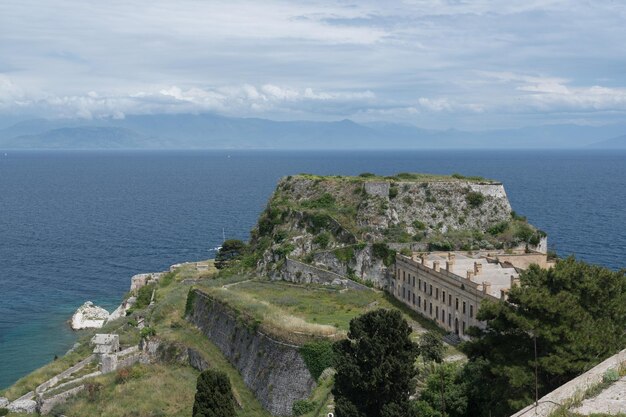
top-left (186, 290), bottom-right (316, 416)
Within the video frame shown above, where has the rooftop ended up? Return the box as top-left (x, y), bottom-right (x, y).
top-left (407, 250), bottom-right (551, 299)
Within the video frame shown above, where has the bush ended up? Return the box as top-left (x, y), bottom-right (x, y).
top-left (215, 239), bottom-right (246, 269)
top-left (158, 271), bottom-right (176, 287)
top-left (274, 243), bottom-right (295, 258)
top-left (359, 172), bottom-right (376, 177)
top-left (86, 382), bottom-right (103, 402)
top-left (466, 191), bottom-right (485, 208)
top-left (372, 243), bottom-right (396, 267)
top-left (184, 287), bottom-right (197, 318)
top-left (313, 232), bottom-right (331, 249)
top-left (429, 241), bottom-right (453, 251)
top-left (0, 408), bottom-right (8, 416)
top-left (292, 399), bottom-right (317, 416)
top-left (193, 370), bottom-right (236, 417)
top-left (140, 327), bottom-right (156, 339)
top-left (389, 186), bottom-right (399, 199)
top-left (135, 284), bottom-right (155, 309)
top-left (412, 220), bottom-right (426, 230)
top-left (334, 246), bottom-right (355, 264)
top-left (603, 368), bottom-right (620, 383)
top-left (488, 221), bottom-right (508, 235)
top-left (299, 341), bottom-right (335, 380)
top-left (302, 193), bottom-right (336, 209)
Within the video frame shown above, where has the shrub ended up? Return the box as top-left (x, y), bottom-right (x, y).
top-left (0, 408), bottom-right (8, 416)
top-left (274, 243), bottom-right (295, 258)
top-left (372, 243), bottom-right (396, 267)
top-left (158, 271), bottom-right (176, 287)
top-left (86, 382), bottom-right (103, 402)
top-left (193, 370), bottom-right (236, 417)
top-left (184, 288), bottom-right (197, 318)
top-left (140, 327), bottom-right (156, 339)
top-left (307, 213), bottom-right (332, 232)
top-left (488, 221), bottom-right (509, 235)
top-left (273, 229), bottom-right (288, 243)
top-left (302, 193), bottom-right (336, 209)
top-left (313, 232), bottom-right (331, 249)
top-left (388, 186), bottom-right (399, 199)
top-left (334, 246), bottom-right (355, 264)
top-left (466, 191), bottom-right (485, 208)
top-left (429, 241), bottom-right (453, 251)
top-left (135, 284), bottom-right (155, 309)
top-left (603, 368), bottom-right (620, 383)
top-left (412, 220), bottom-right (426, 230)
top-left (292, 399), bottom-right (317, 416)
top-left (115, 367), bottom-right (131, 384)
top-left (215, 239), bottom-right (246, 269)
top-left (359, 172), bottom-right (376, 177)
top-left (300, 341), bottom-right (335, 380)
top-left (403, 196), bottom-right (413, 205)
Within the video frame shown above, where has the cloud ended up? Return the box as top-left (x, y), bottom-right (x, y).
top-left (1, 1), bottom-right (626, 128)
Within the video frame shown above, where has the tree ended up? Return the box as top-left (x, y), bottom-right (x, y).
top-left (414, 362), bottom-right (468, 417)
top-left (215, 239), bottom-right (246, 269)
top-left (332, 309), bottom-right (419, 417)
top-left (462, 257), bottom-right (626, 417)
top-left (192, 370), bottom-right (236, 417)
top-left (419, 331), bottom-right (444, 364)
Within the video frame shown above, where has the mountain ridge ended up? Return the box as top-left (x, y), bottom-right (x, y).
top-left (1, 113), bottom-right (625, 149)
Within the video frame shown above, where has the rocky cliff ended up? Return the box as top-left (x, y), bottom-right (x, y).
top-left (186, 289), bottom-right (317, 416)
top-left (249, 173), bottom-right (545, 286)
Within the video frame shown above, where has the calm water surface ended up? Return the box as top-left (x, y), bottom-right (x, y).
top-left (0, 150), bottom-right (624, 388)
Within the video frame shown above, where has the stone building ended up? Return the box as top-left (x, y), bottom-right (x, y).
top-left (391, 250), bottom-right (552, 340)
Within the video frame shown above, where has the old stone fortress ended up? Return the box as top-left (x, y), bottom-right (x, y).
top-left (392, 249), bottom-right (553, 340)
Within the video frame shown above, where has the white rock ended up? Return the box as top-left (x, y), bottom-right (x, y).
top-left (8, 398), bottom-right (37, 413)
top-left (71, 301), bottom-right (109, 330)
top-left (107, 296), bottom-right (136, 322)
top-left (0, 396), bottom-right (9, 408)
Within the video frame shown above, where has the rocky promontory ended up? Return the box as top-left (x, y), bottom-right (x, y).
top-left (70, 301), bottom-right (110, 330)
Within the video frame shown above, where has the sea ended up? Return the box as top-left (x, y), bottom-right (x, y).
top-left (0, 149), bottom-right (625, 389)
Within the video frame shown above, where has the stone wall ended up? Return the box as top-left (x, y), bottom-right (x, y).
top-left (277, 257), bottom-right (370, 290)
top-left (510, 347), bottom-right (626, 417)
top-left (186, 290), bottom-right (317, 416)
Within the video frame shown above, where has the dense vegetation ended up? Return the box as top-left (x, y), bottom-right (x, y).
top-left (413, 257), bottom-right (626, 417)
top-left (193, 370), bottom-right (237, 417)
top-left (332, 309), bottom-right (419, 417)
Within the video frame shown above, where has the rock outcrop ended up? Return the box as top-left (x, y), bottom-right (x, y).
top-left (70, 301), bottom-right (110, 330)
top-left (250, 174), bottom-right (544, 287)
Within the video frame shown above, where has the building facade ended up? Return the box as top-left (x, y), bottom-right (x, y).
top-left (391, 251), bottom-right (550, 339)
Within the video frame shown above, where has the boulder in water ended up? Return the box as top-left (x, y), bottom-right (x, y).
top-left (71, 301), bottom-right (110, 330)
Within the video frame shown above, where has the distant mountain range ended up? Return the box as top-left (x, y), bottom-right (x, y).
top-left (0, 113), bottom-right (625, 149)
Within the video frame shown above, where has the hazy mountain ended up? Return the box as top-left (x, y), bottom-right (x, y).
top-left (588, 134), bottom-right (626, 149)
top-left (2, 127), bottom-right (154, 149)
top-left (0, 113), bottom-right (625, 149)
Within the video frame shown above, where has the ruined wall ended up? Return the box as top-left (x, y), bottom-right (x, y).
top-left (186, 290), bottom-right (317, 416)
top-left (275, 258), bottom-right (369, 290)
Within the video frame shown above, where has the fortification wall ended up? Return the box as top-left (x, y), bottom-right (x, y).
top-left (510, 348), bottom-right (626, 417)
top-left (186, 290), bottom-right (317, 416)
top-left (277, 258), bottom-right (370, 290)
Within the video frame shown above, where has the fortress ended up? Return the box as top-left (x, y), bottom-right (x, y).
top-left (391, 249), bottom-right (554, 339)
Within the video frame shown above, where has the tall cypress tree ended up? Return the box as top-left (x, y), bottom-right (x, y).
top-left (192, 370), bottom-right (236, 417)
top-left (332, 309), bottom-right (419, 417)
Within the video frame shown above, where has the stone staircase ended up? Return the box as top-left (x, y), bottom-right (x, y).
top-left (442, 332), bottom-right (462, 346)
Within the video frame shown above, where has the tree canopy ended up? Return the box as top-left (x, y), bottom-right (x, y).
top-left (192, 370), bottom-right (236, 417)
top-left (461, 256), bottom-right (626, 416)
top-left (332, 309), bottom-right (419, 417)
top-left (215, 239), bottom-right (246, 269)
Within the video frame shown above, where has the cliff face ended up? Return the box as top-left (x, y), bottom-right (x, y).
top-left (186, 290), bottom-right (316, 416)
top-left (250, 174), bottom-right (538, 286)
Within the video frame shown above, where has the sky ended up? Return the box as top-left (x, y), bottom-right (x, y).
top-left (1, 0), bottom-right (626, 130)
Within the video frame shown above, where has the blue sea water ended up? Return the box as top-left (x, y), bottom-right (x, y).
top-left (0, 149), bottom-right (624, 389)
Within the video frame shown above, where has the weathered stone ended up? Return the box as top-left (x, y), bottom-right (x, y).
top-left (71, 301), bottom-right (109, 330)
top-left (90, 333), bottom-right (119, 354)
top-left (0, 396), bottom-right (9, 408)
top-left (8, 398), bottom-right (37, 413)
top-left (188, 348), bottom-right (210, 371)
top-left (187, 291), bottom-right (316, 416)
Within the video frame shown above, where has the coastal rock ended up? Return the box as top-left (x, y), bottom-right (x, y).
top-left (107, 296), bottom-right (136, 322)
top-left (71, 302), bottom-right (110, 330)
top-left (8, 398), bottom-right (37, 413)
top-left (0, 397), bottom-right (8, 408)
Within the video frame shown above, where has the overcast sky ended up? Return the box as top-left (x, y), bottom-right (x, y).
top-left (1, 0), bottom-right (626, 129)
